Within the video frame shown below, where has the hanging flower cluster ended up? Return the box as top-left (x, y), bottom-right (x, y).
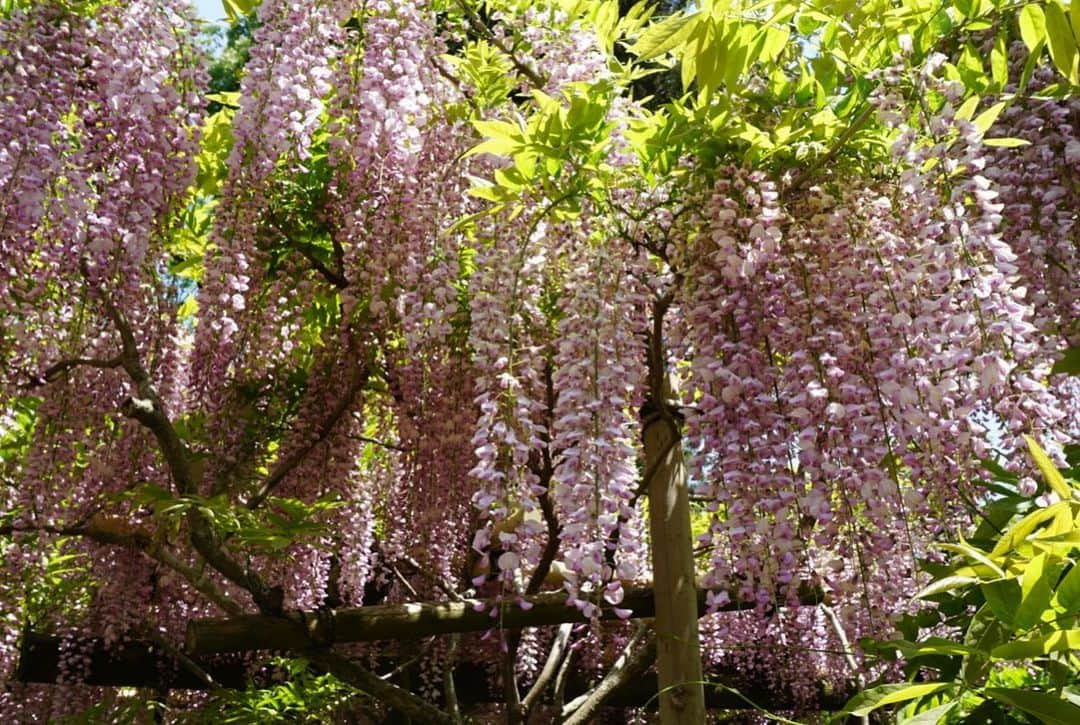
top-left (670, 55), bottom-right (1070, 698)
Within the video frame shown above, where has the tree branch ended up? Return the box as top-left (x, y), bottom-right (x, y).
top-left (561, 624), bottom-right (655, 725)
top-left (525, 360), bottom-right (560, 595)
top-left (444, 633), bottom-right (464, 724)
top-left (0, 517), bottom-right (245, 616)
top-left (503, 634), bottom-right (524, 724)
top-left (304, 649), bottom-right (455, 725)
top-left (454, 0), bottom-right (547, 89)
top-left (83, 268), bottom-right (284, 615)
top-left (289, 239), bottom-right (350, 289)
top-left (88, 281), bottom-right (199, 497)
top-left (784, 103), bottom-right (874, 197)
top-left (247, 356), bottom-right (369, 510)
top-left (25, 355), bottom-right (123, 388)
top-left (521, 622), bottom-right (573, 717)
top-left (0, 515), bottom-right (151, 549)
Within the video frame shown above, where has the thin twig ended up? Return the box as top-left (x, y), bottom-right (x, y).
top-left (444, 634), bottom-right (464, 725)
top-left (304, 649), bottom-right (455, 725)
top-left (145, 629), bottom-right (220, 691)
top-left (784, 104), bottom-right (875, 197)
top-left (25, 356), bottom-right (123, 388)
top-left (248, 357), bottom-right (369, 509)
top-left (521, 622), bottom-right (573, 717)
top-left (289, 239), bottom-right (349, 289)
top-left (454, 0), bottom-right (547, 88)
top-left (821, 603), bottom-right (868, 725)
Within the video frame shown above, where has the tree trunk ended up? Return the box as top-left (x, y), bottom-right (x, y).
top-left (643, 405), bottom-right (705, 724)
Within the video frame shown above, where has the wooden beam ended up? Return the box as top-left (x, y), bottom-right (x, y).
top-left (16, 632), bottom-right (853, 712)
top-left (15, 632), bottom-right (250, 690)
top-left (186, 584), bottom-right (824, 656)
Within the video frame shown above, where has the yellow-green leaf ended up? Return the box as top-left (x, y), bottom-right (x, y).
top-left (841, 683), bottom-right (954, 717)
top-left (916, 575), bottom-right (979, 598)
top-left (956, 95), bottom-right (979, 121)
top-left (984, 688), bottom-right (1080, 725)
top-left (1054, 562), bottom-right (1080, 612)
top-left (992, 629), bottom-right (1080, 659)
top-left (466, 136), bottom-right (519, 158)
top-left (593, 0), bottom-right (619, 53)
top-left (983, 137), bottom-right (1031, 147)
top-left (630, 11), bottom-right (698, 60)
top-left (973, 101), bottom-right (1006, 134)
top-left (992, 502), bottom-right (1069, 557)
top-left (1025, 434), bottom-right (1072, 500)
top-left (758, 25), bottom-right (790, 63)
top-left (1019, 4), bottom-right (1047, 53)
top-left (899, 700), bottom-right (957, 725)
top-left (1019, 38), bottom-right (1047, 93)
top-left (937, 540), bottom-right (1004, 578)
top-left (472, 119), bottom-right (522, 142)
top-left (1015, 552), bottom-right (1055, 629)
top-left (177, 296), bottom-right (199, 320)
top-left (991, 33), bottom-right (1008, 89)
top-left (1045, 2), bottom-right (1079, 82)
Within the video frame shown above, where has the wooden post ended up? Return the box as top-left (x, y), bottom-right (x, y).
top-left (643, 398), bottom-right (705, 724)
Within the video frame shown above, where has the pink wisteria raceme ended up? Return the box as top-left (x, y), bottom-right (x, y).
top-left (0, 0), bottom-right (205, 716)
top-left (666, 58), bottom-right (1071, 694)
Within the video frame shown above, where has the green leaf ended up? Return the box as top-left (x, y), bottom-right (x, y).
top-left (1073, 0), bottom-right (1080, 45)
top-left (1025, 435), bottom-right (1072, 501)
top-left (630, 12), bottom-right (698, 60)
top-left (1051, 347), bottom-right (1080, 375)
top-left (992, 502), bottom-right (1070, 557)
top-left (937, 539), bottom-right (1004, 578)
top-left (982, 137), bottom-right (1031, 148)
top-left (990, 33), bottom-right (1009, 90)
top-left (917, 575), bottom-right (979, 598)
top-left (984, 688), bottom-right (1080, 725)
top-left (1054, 563), bottom-right (1080, 613)
top-left (1015, 552), bottom-right (1056, 629)
top-left (992, 629), bottom-right (1080, 659)
top-left (1045, 2), bottom-right (1079, 83)
top-left (962, 604), bottom-right (1007, 685)
top-left (1019, 4), bottom-right (1047, 53)
top-left (973, 101), bottom-right (1006, 134)
top-left (899, 700), bottom-right (958, 725)
top-left (841, 683), bottom-right (954, 717)
top-left (981, 578), bottom-right (1021, 629)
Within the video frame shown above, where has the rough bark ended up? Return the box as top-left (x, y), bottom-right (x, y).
top-left (186, 584), bottom-right (821, 656)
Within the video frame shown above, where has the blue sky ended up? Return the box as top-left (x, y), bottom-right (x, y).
top-left (189, 0), bottom-right (224, 21)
